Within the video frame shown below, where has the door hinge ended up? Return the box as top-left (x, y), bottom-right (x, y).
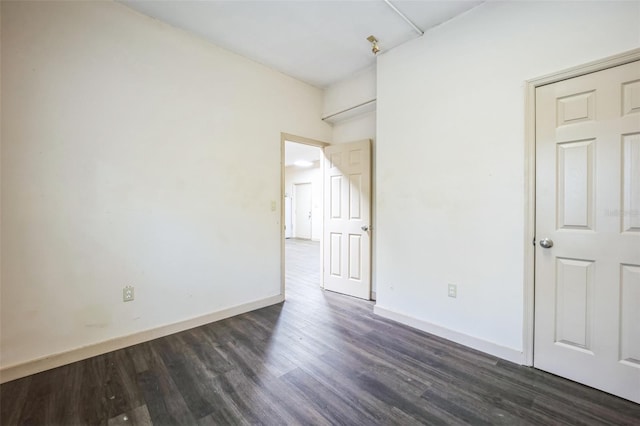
top-left (532, 237), bottom-right (536, 246)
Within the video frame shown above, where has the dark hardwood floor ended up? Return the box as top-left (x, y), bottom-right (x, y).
top-left (2, 238), bottom-right (639, 425)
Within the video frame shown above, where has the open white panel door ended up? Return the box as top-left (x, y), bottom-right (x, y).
top-left (323, 140), bottom-right (371, 300)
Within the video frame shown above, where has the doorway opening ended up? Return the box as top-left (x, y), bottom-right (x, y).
top-left (281, 134), bottom-right (329, 298)
top-left (280, 133), bottom-right (373, 301)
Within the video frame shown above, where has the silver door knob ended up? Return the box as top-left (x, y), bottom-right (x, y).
top-left (539, 238), bottom-right (554, 248)
top-left (361, 225), bottom-right (369, 231)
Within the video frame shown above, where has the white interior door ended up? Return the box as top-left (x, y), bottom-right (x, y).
top-left (284, 195), bottom-right (293, 239)
top-left (294, 183), bottom-right (312, 239)
top-left (534, 60), bottom-right (640, 403)
top-left (323, 140), bottom-right (371, 299)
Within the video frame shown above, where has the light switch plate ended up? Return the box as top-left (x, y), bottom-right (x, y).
top-left (123, 285), bottom-right (135, 302)
top-left (447, 284), bottom-right (457, 298)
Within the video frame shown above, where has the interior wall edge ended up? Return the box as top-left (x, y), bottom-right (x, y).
top-left (0, 294), bottom-right (284, 384)
top-left (373, 305), bottom-right (525, 365)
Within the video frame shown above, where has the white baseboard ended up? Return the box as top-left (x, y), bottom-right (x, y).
top-left (373, 305), bottom-right (524, 365)
top-left (0, 294), bottom-right (284, 384)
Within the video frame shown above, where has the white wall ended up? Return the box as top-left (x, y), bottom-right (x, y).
top-left (284, 162), bottom-right (322, 241)
top-left (376, 1), bottom-right (640, 359)
top-left (332, 111), bottom-right (376, 145)
top-left (1, 1), bottom-right (331, 373)
top-left (323, 66), bottom-right (376, 118)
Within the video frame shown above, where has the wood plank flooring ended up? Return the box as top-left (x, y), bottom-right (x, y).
top-left (2, 238), bottom-right (639, 425)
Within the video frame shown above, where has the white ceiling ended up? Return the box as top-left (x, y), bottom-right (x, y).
top-left (120, 0), bottom-right (482, 88)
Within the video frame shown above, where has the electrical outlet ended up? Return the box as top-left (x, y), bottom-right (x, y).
top-left (448, 284), bottom-right (457, 298)
top-left (123, 285), bottom-right (135, 302)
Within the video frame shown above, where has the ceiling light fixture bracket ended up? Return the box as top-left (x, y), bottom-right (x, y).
top-left (367, 35), bottom-right (381, 55)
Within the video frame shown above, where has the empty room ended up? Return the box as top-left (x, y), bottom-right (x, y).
top-left (1, 0), bottom-right (639, 424)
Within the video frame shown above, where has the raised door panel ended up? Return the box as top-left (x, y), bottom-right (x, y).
top-left (555, 258), bottom-right (594, 351)
top-left (556, 140), bottom-right (594, 230)
top-left (622, 133), bottom-right (640, 233)
top-left (620, 264), bottom-right (640, 367)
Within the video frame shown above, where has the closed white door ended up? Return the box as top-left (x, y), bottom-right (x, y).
top-left (284, 196), bottom-right (293, 239)
top-left (535, 60), bottom-right (640, 403)
top-left (294, 183), bottom-right (312, 239)
top-left (323, 140), bottom-right (371, 300)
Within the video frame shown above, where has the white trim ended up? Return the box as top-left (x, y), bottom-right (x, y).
top-left (0, 294), bottom-right (284, 384)
top-left (374, 305), bottom-right (524, 364)
top-left (527, 48), bottom-right (640, 88)
top-left (523, 48), bottom-right (640, 367)
top-left (522, 80), bottom-right (537, 367)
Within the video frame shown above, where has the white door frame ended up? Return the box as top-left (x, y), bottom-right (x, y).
top-left (280, 133), bottom-right (330, 298)
top-left (523, 48), bottom-right (640, 366)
